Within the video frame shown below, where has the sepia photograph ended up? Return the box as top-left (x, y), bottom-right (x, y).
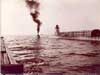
top-left (0, 0), bottom-right (100, 75)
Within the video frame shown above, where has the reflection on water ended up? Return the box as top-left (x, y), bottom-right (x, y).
top-left (4, 35), bottom-right (100, 75)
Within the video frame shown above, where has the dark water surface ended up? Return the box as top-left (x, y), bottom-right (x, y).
top-left (4, 35), bottom-right (100, 75)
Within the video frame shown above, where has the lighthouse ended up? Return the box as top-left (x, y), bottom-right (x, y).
top-left (55, 25), bottom-right (60, 35)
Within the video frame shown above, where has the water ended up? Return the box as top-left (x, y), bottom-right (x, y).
top-left (4, 35), bottom-right (100, 75)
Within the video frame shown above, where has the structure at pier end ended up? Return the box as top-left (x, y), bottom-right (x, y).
top-left (91, 29), bottom-right (100, 37)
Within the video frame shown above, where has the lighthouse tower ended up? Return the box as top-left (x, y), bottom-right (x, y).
top-left (55, 25), bottom-right (60, 35)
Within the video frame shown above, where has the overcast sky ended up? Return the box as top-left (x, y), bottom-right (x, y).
top-left (1, 0), bottom-right (100, 35)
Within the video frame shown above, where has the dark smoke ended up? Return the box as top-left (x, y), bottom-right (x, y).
top-left (25, 0), bottom-right (39, 9)
top-left (25, 0), bottom-right (42, 34)
top-left (30, 11), bottom-right (41, 27)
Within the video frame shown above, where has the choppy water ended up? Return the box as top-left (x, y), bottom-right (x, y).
top-left (4, 35), bottom-right (100, 75)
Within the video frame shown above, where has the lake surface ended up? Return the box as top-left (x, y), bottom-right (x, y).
top-left (4, 35), bottom-right (100, 75)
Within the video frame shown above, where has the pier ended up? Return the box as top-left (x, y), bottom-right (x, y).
top-left (0, 37), bottom-right (10, 65)
top-left (59, 30), bottom-right (91, 37)
top-left (55, 26), bottom-right (100, 41)
top-left (0, 37), bottom-right (23, 75)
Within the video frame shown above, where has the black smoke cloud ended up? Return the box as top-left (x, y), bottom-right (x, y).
top-left (25, 0), bottom-right (42, 34)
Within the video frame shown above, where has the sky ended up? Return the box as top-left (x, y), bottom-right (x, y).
top-left (1, 0), bottom-right (100, 35)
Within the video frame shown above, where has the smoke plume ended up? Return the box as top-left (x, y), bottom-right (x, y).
top-left (25, 0), bottom-right (42, 34)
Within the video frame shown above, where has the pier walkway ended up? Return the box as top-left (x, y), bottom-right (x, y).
top-left (60, 36), bottom-right (100, 42)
